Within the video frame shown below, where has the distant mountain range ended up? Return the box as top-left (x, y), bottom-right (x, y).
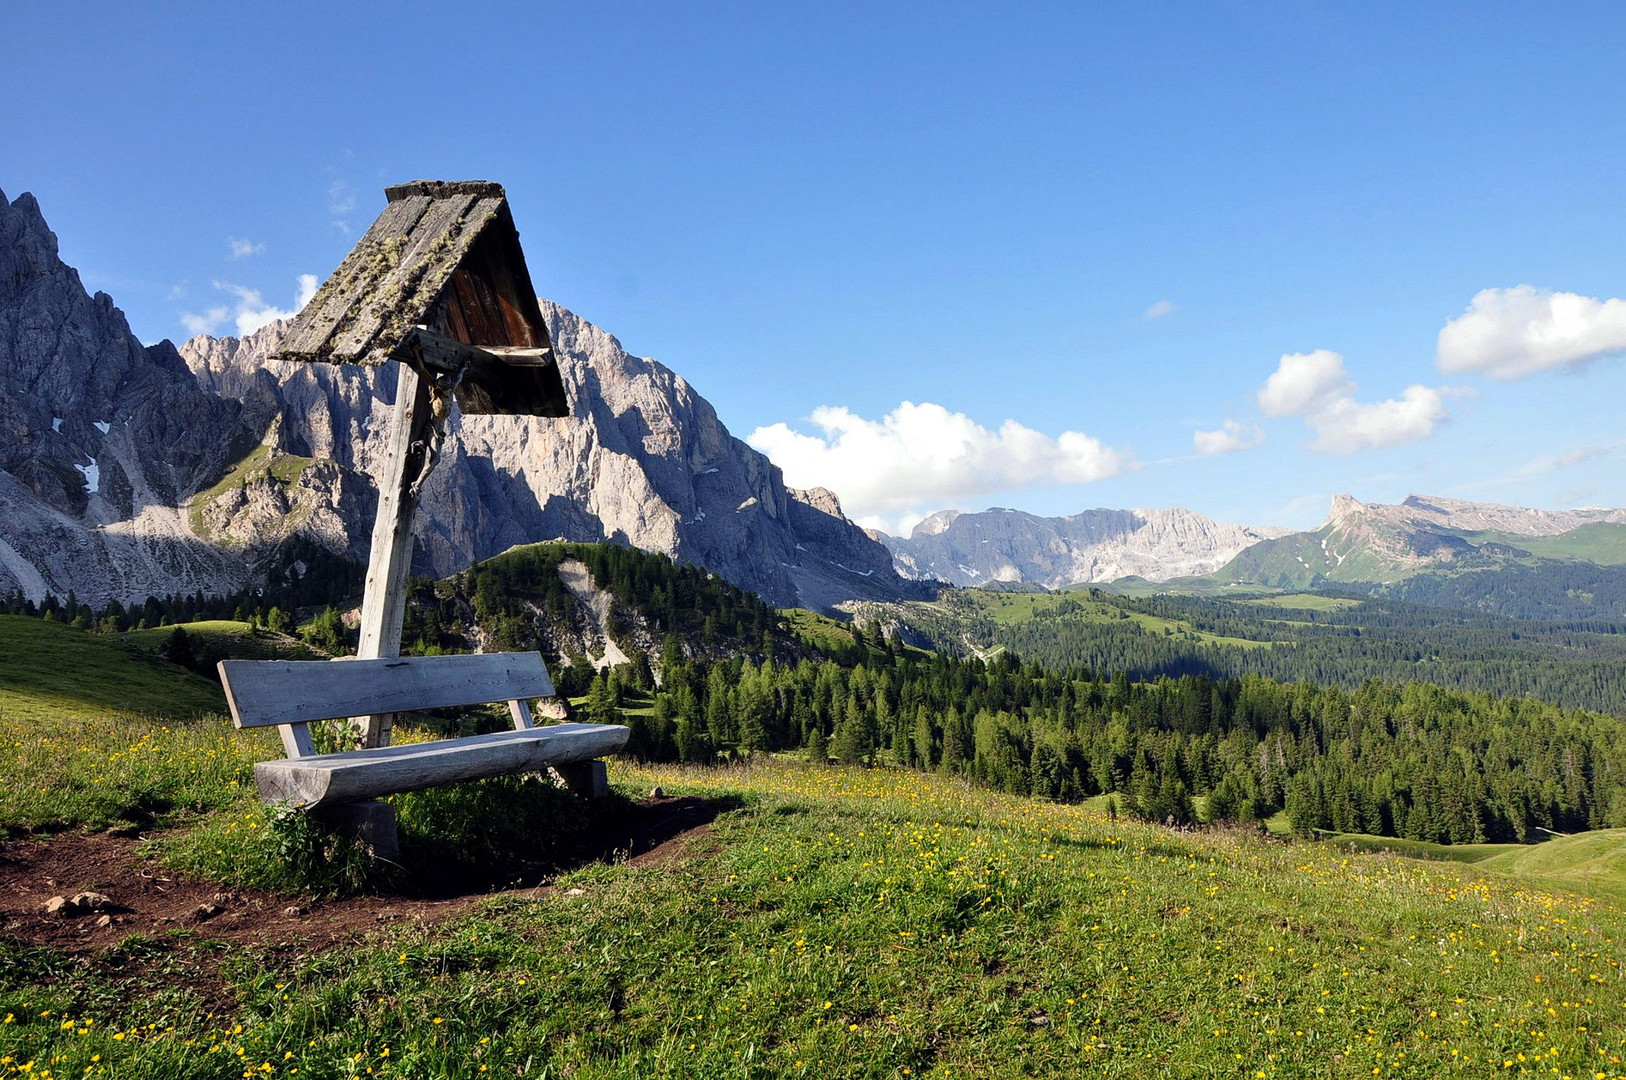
top-left (1212, 493), bottom-right (1626, 591)
top-left (878, 507), bottom-right (1288, 589)
top-left (878, 494), bottom-right (1626, 599)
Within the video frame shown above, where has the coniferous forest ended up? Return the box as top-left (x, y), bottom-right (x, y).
top-left (5, 539), bottom-right (1624, 844)
top-left (897, 589), bottom-right (1626, 715)
top-left (420, 544), bottom-right (1626, 844)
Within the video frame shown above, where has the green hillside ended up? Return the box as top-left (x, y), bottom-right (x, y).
top-left (1206, 518), bottom-right (1626, 621)
top-left (0, 615), bottom-right (224, 723)
top-left (1476, 828), bottom-right (1626, 907)
top-left (186, 440), bottom-right (318, 541)
top-left (7, 758), bottom-right (1626, 1077)
top-left (1321, 829), bottom-right (1626, 908)
top-left (869, 584), bottom-right (1626, 715)
top-left (3, 583), bottom-right (1626, 1074)
top-left (123, 619), bottom-right (323, 661)
top-left (1475, 522), bottom-right (1626, 565)
top-left (1208, 527), bottom-right (1337, 589)
top-left (0, 616), bottom-right (256, 832)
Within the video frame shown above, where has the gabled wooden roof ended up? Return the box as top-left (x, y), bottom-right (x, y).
top-left (273, 180), bottom-right (568, 416)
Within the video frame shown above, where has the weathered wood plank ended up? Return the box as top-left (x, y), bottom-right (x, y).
top-left (349, 362), bottom-right (437, 746)
top-left (326, 193), bottom-right (478, 361)
top-left (217, 652), bottom-right (557, 729)
top-left (277, 721), bottom-right (316, 759)
top-left (252, 723), bottom-right (628, 807)
top-left (278, 196), bottom-right (431, 359)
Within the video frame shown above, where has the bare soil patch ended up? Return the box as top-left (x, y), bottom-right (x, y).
top-left (0, 794), bottom-right (733, 955)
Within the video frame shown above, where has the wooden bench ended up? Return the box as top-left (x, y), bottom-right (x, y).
top-left (217, 651), bottom-right (628, 857)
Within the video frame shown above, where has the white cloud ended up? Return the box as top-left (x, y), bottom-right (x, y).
top-left (1256, 350), bottom-right (1452, 454)
top-left (1144, 299), bottom-right (1178, 320)
top-left (1193, 419), bottom-right (1265, 456)
top-left (1304, 386), bottom-right (1451, 454)
top-left (747, 401), bottom-right (1130, 524)
top-left (179, 307), bottom-right (228, 336)
top-left (179, 275), bottom-right (318, 339)
top-left (1257, 349), bottom-right (1351, 417)
top-left (227, 237), bottom-right (265, 259)
top-left (1437, 285), bottom-right (1626, 379)
top-left (1515, 445), bottom-right (1612, 477)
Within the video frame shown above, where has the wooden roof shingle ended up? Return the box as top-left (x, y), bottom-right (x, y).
top-left (272, 179), bottom-right (568, 416)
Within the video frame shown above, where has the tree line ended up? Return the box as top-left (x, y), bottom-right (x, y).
top-left (423, 544), bottom-right (1626, 844)
top-left (912, 590), bottom-right (1626, 716)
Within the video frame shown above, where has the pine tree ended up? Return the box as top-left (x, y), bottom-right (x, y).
top-left (807, 723), bottom-right (829, 764)
top-left (584, 673), bottom-right (620, 726)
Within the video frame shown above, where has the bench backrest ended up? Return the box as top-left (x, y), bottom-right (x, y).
top-left (218, 652), bottom-right (556, 757)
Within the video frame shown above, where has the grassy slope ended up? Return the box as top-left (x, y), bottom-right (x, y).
top-left (1243, 594), bottom-right (1362, 612)
top-left (1485, 523), bottom-right (1626, 566)
top-left (123, 619), bottom-right (323, 661)
top-left (0, 615), bottom-right (224, 723)
top-left (780, 607), bottom-right (860, 653)
top-left (0, 616), bottom-right (267, 832)
top-left (5, 760), bottom-right (1626, 1077)
top-left (1325, 829), bottom-right (1626, 909)
top-left (1476, 829), bottom-right (1626, 908)
top-left (185, 441), bottom-right (317, 539)
top-left (4, 619), bottom-right (1626, 1075)
top-left (946, 589), bottom-right (1273, 649)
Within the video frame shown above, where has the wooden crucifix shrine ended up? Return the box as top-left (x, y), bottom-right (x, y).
top-left (273, 180), bottom-right (570, 747)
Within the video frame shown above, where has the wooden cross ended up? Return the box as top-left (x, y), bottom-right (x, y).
top-left (272, 180), bottom-right (570, 746)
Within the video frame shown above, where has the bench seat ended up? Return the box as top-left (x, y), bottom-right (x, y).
top-left (219, 652), bottom-right (630, 825)
top-left (254, 722), bottom-right (630, 808)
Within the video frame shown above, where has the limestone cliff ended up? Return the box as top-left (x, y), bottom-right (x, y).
top-left (0, 188), bottom-right (919, 611)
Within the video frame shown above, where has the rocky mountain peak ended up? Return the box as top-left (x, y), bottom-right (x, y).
top-left (1327, 493), bottom-right (1368, 526)
top-left (911, 509), bottom-right (962, 537)
top-left (0, 192), bottom-right (924, 611)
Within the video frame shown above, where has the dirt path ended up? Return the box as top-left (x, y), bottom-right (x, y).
top-left (0, 795), bottom-right (732, 956)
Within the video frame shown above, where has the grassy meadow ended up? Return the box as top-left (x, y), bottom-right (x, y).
top-left (3, 615), bottom-right (1626, 1077)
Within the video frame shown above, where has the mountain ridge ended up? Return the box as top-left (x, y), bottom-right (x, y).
top-left (878, 505), bottom-right (1289, 589)
top-left (0, 188), bottom-right (923, 611)
top-left (1214, 492), bottom-right (1626, 590)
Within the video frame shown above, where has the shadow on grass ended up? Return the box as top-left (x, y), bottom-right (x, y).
top-left (390, 781), bottom-right (744, 899)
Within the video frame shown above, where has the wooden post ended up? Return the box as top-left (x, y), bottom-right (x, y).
top-left (353, 363), bottom-right (438, 747)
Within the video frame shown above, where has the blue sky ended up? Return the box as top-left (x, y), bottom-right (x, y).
top-left (8, 1), bottom-right (1626, 533)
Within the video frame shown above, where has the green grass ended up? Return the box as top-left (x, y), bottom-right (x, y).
top-left (1323, 829), bottom-right (1626, 920)
top-left (1477, 829), bottom-right (1626, 907)
top-left (780, 607), bottom-right (860, 653)
top-left (0, 617), bottom-right (264, 832)
top-left (0, 616), bottom-right (224, 724)
top-left (123, 619), bottom-right (323, 661)
top-left (1478, 523), bottom-right (1626, 566)
top-left (6, 760), bottom-right (1626, 1078)
top-left (1317, 832), bottom-right (1525, 864)
top-left (6, 636), bottom-right (1626, 1077)
top-left (1243, 594), bottom-right (1363, 612)
top-left (954, 589), bottom-right (1274, 649)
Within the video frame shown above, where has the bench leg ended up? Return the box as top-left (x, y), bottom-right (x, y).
top-left (550, 760), bottom-right (609, 800)
top-left (317, 800), bottom-right (400, 861)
